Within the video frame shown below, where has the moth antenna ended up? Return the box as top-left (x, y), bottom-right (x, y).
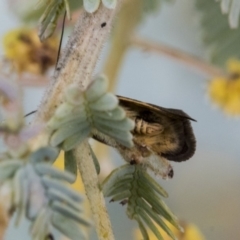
top-left (25, 12), bottom-right (67, 118)
top-left (24, 110), bottom-right (37, 118)
top-left (55, 10), bottom-right (67, 70)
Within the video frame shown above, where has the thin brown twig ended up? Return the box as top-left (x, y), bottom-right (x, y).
top-left (131, 36), bottom-right (227, 78)
top-left (18, 73), bottom-right (49, 87)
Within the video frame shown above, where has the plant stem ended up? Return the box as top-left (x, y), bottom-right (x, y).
top-left (75, 142), bottom-right (114, 240)
top-left (32, 3), bottom-right (124, 240)
top-left (131, 36), bottom-right (227, 78)
top-left (35, 3), bottom-right (122, 123)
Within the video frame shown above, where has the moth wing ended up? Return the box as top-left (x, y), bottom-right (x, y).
top-left (150, 118), bottom-right (196, 161)
top-left (117, 96), bottom-right (196, 162)
top-left (117, 96), bottom-right (196, 121)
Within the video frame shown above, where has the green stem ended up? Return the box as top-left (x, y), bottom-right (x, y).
top-left (103, 0), bottom-right (143, 91)
top-left (74, 142), bottom-right (114, 240)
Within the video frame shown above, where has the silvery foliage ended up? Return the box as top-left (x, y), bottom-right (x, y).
top-left (48, 75), bottom-right (134, 151)
top-left (0, 147), bottom-right (90, 240)
top-left (0, 56), bottom-right (90, 240)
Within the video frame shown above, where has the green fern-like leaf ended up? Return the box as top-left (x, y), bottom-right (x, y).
top-left (195, 0), bottom-right (240, 66)
top-left (216, 0), bottom-right (240, 28)
top-left (48, 75), bottom-right (134, 151)
top-left (101, 164), bottom-right (182, 240)
top-left (38, 0), bottom-right (71, 41)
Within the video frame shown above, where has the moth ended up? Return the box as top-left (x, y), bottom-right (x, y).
top-left (93, 96), bottom-right (196, 179)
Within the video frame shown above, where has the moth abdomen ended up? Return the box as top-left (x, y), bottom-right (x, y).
top-left (134, 117), bottom-right (163, 135)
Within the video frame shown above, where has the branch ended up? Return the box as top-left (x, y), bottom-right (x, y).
top-left (75, 143), bottom-right (115, 240)
top-left (131, 36), bottom-right (227, 78)
top-left (35, 4), bottom-right (121, 123)
top-left (31, 2), bottom-right (124, 240)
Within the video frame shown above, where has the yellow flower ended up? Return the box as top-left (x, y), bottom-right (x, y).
top-left (134, 220), bottom-right (205, 240)
top-left (3, 28), bottom-right (58, 74)
top-left (208, 58), bottom-right (240, 116)
top-left (183, 223), bottom-right (205, 240)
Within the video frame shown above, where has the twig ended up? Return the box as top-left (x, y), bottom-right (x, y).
top-left (18, 73), bottom-right (48, 87)
top-left (75, 143), bottom-right (114, 240)
top-left (31, 2), bottom-right (124, 240)
top-left (131, 36), bottom-right (227, 77)
top-left (35, 4), bottom-right (122, 123)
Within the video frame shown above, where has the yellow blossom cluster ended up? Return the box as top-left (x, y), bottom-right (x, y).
top-left (3, 28), bottom-right (58, 74)
top-left (208, 59), bottom-right (240, 116)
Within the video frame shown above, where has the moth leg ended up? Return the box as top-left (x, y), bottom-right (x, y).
top-left (134, 117), bottom-right (164, 135)
top-left (135, 143), bottom-right (151, 158)
top-left (117, 145), bottom-right (146, 164)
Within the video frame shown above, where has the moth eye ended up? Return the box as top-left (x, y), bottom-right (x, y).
top-left (130, 159), bottom-right (137, 165)
top-left (168, 168), bottom-right (174, 178)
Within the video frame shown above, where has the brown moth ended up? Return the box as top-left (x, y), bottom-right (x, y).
top-left (92, 96), bottom-right (196, 179)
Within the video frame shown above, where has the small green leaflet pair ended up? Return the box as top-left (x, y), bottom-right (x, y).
top-left (102, 164), bottom-right (182, 240)
top-left (37, 0), bottom-right (70, 41)
top-left (37, 0), bottom-right (116, 40)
